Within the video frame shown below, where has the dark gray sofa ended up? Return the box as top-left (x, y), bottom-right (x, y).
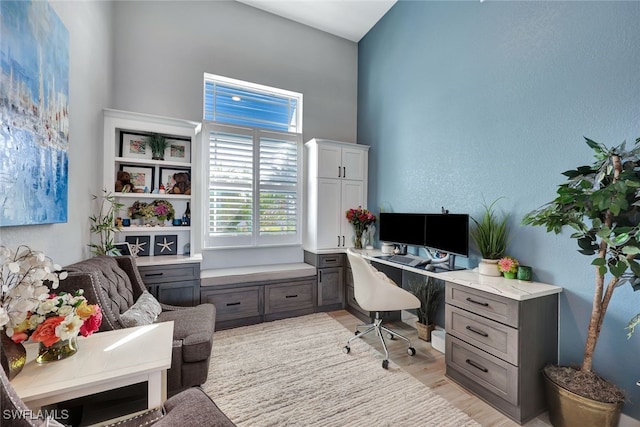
top-left (59, 255), bottom-right (215, 393)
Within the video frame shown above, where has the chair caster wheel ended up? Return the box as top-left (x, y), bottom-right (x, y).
top-left (408, 347), bottom-right (416, 356)
top-left (343, 346), bottom-right (351, 354)
top-left (387, 333), bottom-right (394, 340)
top-left (382, 359), bottom-right (389, 369)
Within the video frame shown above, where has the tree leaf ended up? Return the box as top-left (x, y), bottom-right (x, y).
top-left (623, 246), bottom-right (640, 256)
top-left (610, 260), bottom-right (628, 277)
top-left (591, 258), bottom-right (606, 266)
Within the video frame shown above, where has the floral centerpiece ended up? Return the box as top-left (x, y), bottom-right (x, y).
top-left (128, 199), bottom-right (175, 225)
top-left (11, 290), bottom-right (102, 363)
top-left (346, 206), bottom-right (376, 249)
top-left (497, 256), bottom-right (519, 279)
top-left (1, 246), bottom-right (68, 376)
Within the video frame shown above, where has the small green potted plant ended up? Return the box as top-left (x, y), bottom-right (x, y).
top-left (409, 277), bottom-right (443, 341)
top-left (146, 133), bottom-right (168, 160)
top-left (497, 256), bottom-right (519, 279)
top-left (470, 198), bottom-right (509, 276)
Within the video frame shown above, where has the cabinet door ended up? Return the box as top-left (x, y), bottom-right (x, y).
top-left (317, 145), bottom-right (342, 178)
top-left (341, 147), bottom-right (365, 181)
top-left (340, 180), bottom-right (365, 247)
top-left (318, 267), bottom-right (344, 306)
top-left (156, 280), bottom-right (199, 306)
top-left (317, 178), bottom-right (342, 249)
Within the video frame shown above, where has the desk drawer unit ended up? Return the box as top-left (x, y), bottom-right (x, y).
top-left (201, 286), bottom-right (262, 322)
top-left (445, 280), bottom-right (559, 424)
top-left (265, 280), bottom-right (314, 314)
top-left (317, 254), bottom-right (344, 269)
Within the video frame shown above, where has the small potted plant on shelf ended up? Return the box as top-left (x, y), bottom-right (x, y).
top-left (497, 256), bottom-right (519, 279)
top-left (146, 133), bottom-right (168, 160)
top-left (129, 199), bottom-right (175, 226)
top-left (409, 277), bottom-right (443, 341)
top-left (470, 198), bottom-right (510, 276)
top-left (89, 190), bottom-right (124, 256)
top-left (522, 137), bottom-right (640, 427)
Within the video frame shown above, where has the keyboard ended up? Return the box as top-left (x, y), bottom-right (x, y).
top-left (389, 255), bottom-right (417, 265)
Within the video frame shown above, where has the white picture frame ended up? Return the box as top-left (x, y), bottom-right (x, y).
top-left (164, 138), bottom-right (191, 163)
top-left (120, 133), bottom-right (152, 160)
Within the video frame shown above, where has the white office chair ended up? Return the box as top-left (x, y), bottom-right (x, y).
top-left (344, 249), bottom-right (421, 369)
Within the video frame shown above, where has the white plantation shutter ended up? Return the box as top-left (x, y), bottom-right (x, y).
top-left (259, 133), bottom-right (299, 244)
top-left (205, 124), bottom-right (302, 247)
top-left (207, 127), bottom-right (254, 246)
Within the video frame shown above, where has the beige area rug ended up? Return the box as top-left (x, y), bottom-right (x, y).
top-left (203, 313), bottom-right (480, 427)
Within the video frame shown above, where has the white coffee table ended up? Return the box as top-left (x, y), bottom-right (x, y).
top-left (11, 321), bottom-right (173, 410)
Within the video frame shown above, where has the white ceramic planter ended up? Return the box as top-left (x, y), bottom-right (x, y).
top-left (478, 258), bottom-right (501, 276)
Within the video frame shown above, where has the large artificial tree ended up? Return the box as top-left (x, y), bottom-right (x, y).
top-left (523, 137), bottom-right (640, 402)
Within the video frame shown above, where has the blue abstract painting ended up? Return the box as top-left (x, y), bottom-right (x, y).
top-left (0, 1), bottom-right (69, 226)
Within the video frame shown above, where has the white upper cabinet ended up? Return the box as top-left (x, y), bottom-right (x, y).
top-left (304, 138), bottom-right (369, 251)
top-left (313, 139), bottom-right (367, 181)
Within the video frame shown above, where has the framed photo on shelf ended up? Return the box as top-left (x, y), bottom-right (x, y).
top-left (113, 242), bottom-right (133, 256)
top-left (154, 234), bottom-right (178, 256)
top-left (164, 138), bottom-right (190, 163)
top-left (124, 235), bottom-right (151, 257)
top-left (120, 164), bottom-right (155, 192)
top-left (159, 167), bottom-right (190, 194)
top-left (120, 132), bottom-right (152, 160)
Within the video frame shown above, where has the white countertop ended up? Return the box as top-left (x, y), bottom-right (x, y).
top-left (352, 248), bottom-right (562, 301)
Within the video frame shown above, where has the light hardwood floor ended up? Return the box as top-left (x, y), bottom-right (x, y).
top-left (328, 310), bottom-right (552, 427)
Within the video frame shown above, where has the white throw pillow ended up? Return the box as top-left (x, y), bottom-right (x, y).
top-left (120, 291), bottom-right (162, 327)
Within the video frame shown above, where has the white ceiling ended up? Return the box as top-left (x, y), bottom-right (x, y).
top-left (236, 0), bottom-right (397, 42)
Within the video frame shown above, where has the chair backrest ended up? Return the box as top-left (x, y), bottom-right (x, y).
top-left (1, 367), bottom-right (41, 426)
top-left (346, 250), bottom-right (420, 312)
top-left (61, 256), bottom-right (147, 332)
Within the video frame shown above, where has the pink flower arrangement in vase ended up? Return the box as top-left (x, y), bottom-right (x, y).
top-left (497, 256), bottom-right (519, 279)
top-left (9, 290), bottom-right (102, 363)
top-left (346, 206), bottom-right (376, 249)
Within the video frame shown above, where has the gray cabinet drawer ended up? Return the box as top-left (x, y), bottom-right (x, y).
top-left (318, 254), bottom-right (344, 268)
top-left (446, 304), bottom-right (519, 365)
top-left (446, 335), bottom-right (518, 406)
top-left (138, 263), bottom-right (199, 284)
top-left (446, 282), bottom-right (519, 328)
top-left (201, 286), bottom-right (262, 321)
top-left (265, 281), bottom-right (314, 314)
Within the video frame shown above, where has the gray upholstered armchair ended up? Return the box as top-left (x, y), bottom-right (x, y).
top-left (1, 367), bottom-right (235, 427)
top-left (58, 256), bottom-right (215, 393)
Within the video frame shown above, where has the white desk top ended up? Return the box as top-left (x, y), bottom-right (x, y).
top-left (355, 249), bottom-right (562, 301)
top-left (11, 322), bottom-right (174, 406)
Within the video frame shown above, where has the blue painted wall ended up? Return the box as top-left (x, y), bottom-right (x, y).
top-left (358, 1), bottom-right (640, 419)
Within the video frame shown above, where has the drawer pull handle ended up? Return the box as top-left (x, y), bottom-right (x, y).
top-left (342, 236), bottom-right (345, 246)
top-left (465, 359), bottom-right (489, 373)
top-left (226, 302), bottom-right (241, 306)
top-left (338, 236), bottom-right (341, 246)
top-left (343, 166), bottom-right (346, 177)
top-left (338, 166), bottom-right (342, 178)
top-left (145, 272), bottom-right (164, 277)
top-left (466, 325), bottom-right (489, 337)
top-left (466, 297), bottom-right (489, 307)
top-left (325, 258), bottom-right (337, 263)
top-left (285, 294), bottom-right (298, 299)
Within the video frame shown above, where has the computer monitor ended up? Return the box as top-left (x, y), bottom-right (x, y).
top-left (424, 213), bottom-right (469, 258)
top-left (378, 213), bottom-right (426, 247)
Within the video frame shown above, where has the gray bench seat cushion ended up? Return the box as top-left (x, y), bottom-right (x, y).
top-left (201, 263), bottom-right (316, 287)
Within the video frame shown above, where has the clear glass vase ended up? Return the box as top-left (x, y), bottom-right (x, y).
top-left (36, 336), bottom-right (78, 364)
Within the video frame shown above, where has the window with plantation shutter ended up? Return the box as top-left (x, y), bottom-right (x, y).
top-left (203, 74), bottom-right (302, 248)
